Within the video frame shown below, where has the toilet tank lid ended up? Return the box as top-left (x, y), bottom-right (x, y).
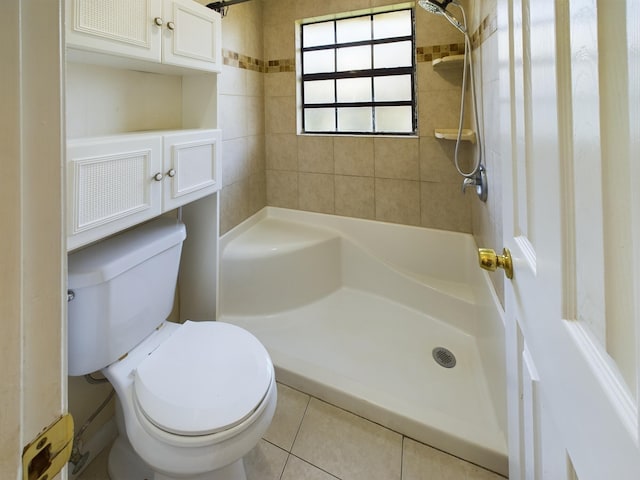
top-left (68, 217), bottom-right (186, 289)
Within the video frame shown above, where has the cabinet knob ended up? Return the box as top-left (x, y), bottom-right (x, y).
top-left (166, 21), bottom-right (176, 31)
top-left (153, 17), bottom-right (163, 27)
top-left (153, 172), bottom-right (164, 182)
top-left (167, 169), bottom-right (176, 178)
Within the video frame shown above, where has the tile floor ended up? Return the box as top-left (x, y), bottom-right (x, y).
top-left (78, 383), bottom-right (506, 480)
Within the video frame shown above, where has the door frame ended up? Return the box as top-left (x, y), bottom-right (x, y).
top-left (0, 0), bottom-right (66, 477)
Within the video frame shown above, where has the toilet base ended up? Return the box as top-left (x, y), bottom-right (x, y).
top-left (107, 436), bottom-right (247, 480)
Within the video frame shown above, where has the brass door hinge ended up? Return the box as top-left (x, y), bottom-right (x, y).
top-left (22, 414), bottom-right (74, 480)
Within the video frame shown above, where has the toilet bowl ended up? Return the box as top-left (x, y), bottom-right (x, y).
top-left (67, 218), bottom-right (276, 479)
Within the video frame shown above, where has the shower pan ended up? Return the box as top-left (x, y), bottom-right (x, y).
top-left (419, 0), bottom-right (488, 202)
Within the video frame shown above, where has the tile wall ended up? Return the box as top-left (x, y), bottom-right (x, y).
top-left (263, 0), bottom-right (474, 232)
top-left (211, 0), bottom-right (485, 234)
top-left (463, 0), bottom-right (504, 306)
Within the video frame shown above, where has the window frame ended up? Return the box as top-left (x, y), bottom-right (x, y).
top-left (300, 8), bottom-right (417, 136)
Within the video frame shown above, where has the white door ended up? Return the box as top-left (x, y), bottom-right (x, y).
top-left (1, 0), bottom-right (67, 478)
top-left (497, 0), bottom-right (640, 478)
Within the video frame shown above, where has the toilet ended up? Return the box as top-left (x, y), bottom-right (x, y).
top-left (67, 217), bottom-right (277, 480)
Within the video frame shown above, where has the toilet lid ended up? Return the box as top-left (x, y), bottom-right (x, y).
top-left (133, 321), bottom-right (273, 436)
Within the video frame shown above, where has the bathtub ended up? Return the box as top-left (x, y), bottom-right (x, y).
top-left (218, 207), bottom-right (508, 475)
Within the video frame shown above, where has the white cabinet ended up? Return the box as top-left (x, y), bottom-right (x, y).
top-left (67, 129), bottom-right (221, 250)
top-left (66, 0), bottom-right (222, 73)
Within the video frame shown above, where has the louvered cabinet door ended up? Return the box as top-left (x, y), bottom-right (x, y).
top-left (66, 0), bottom-right (163, 63)
top-left (67, 134), bottom-right (163, 250)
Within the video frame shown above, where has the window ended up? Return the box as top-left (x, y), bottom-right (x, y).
top-left (300, 9), bottom-right (416, 135)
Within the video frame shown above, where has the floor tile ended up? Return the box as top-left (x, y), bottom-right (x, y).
top-left (263, 383), bottom-right (310, 451)
top-left (281, 455), bottom-right (340, 480)
top-left (244, 439), bottom-right (289, 480)
top-left (292, 398), bottom-right (402, 480)
top-left (402, 438), bottom-right (506, 480)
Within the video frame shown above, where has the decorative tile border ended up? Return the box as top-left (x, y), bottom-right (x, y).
top-left (222, 48), bottom-right (265, 72)
top-left (470, 10), bottom-right (498, 49)
top-left (266, 58), bottom-right (296, 73)
top-left (416, 43), bottom-right (465, 63)
top-left (223, 9), bottom-right (496, 74)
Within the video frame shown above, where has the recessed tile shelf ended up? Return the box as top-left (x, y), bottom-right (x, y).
top-left (434, 128), bottom-right (477, 143)
top-left (432, 54), bottom-right (465, 69)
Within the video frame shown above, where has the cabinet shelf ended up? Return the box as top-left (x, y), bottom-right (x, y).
top-left (434, 128), bottom-right (476, 143)
top-left (432, 54), bottom-right (465, 69)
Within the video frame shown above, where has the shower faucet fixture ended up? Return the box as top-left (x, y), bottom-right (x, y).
top-left (418, 0), bottom-right (486, 202)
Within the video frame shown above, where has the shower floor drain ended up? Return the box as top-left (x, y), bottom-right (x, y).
top-left (432, 347), bottom-right (456, 368)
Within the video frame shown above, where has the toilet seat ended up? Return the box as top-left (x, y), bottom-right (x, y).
top-left (133, 321), bottom-right (273, 437)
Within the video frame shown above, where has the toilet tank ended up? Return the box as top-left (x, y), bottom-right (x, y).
top-left (67, 217), bottom-right (187, 376)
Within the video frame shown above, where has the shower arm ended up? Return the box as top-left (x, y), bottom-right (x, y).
top-left (206, 0), bottom-right (251, 17)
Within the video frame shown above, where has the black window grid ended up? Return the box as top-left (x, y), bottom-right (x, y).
top-left (300, 9), bottom-right (417, 136)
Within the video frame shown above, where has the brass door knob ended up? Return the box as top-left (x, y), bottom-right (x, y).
top-left (478, 247), bottom-right (513, 279)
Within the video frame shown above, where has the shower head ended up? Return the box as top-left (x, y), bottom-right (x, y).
top-left (418, 0), bottom-right (453, 15)
top-left (418, 0), bottom-right (467, 34)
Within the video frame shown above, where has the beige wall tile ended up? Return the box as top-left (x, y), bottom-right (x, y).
top-left (266, 133), bottom-right (298, 171)
top-left (418, 89), bottom-right (464, 138)
top-left (375, 178), bottom-right (421, 226)
top-left (247, 95), bottom-right (265, 136)
top-left (298, 136), bottom-right (334, 173)
top-left (220, 64), bottom-right (247, 96)
top-left (265, 72), bottom-right (296, 98)
top-left (222, 137), bottom-right (249, 186)
top-left (220, 94), bottom-right (248, 140)
top-left (335, 175), bottom-right (375, 220)
top-left (267, 170), bottom-right (298, 208)
top-left (264, 384), bottom-right (310, 451)
top-left (418, 62), bottom-right (464, 93)
top-left (374, 137), bottom-right (420, 180)
top-left (220, 179), bottom-right (251, 235)
top-left (247, 70), bottom-right (265, 97)
top-left (264, 21), bottom-right (296, 60)
top-left (291, 398), bottom-right (402, 480)
top-left (334, 136), bottom-right (374, 177)
top-left (248, 134), bottom-right (266, 174)
top-left (298, 173), bottom-right (334, 213)
top-left (421, 181), bottom-right (472, 232)
top-left (265, 96), bottom-right (297, 134)
top-left (420, 136), bottom-right (473, 183)
top-left (249, 171), bottom-right (267, 216)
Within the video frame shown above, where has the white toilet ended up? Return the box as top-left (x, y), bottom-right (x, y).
top-left (67, 217), bottom-right (277, 480)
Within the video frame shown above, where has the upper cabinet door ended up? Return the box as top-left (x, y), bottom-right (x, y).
top-left (66, 0), bottom-right (163, 63)
top-left (161, 0), bottom-right (222, 72)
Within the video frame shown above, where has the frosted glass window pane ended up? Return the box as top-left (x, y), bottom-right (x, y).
top-left (305, 108), bottom-right (336, 132)
top-left (336, 78), bottom-right (372, 103)
top-left (338, 108), bottom-right (373, 132)
top-left (374, 75), bottom-right (412, 101)
top-left (336, 16), bottom-right (371, 43)
top-left (374, 41), bottom-right (413, 68)
top-left (373, 10), bottom-right (412, 39)
top-left (375, 106), bottom-right (413, 132)
top-left (337, 46), bottom-right (371, 72)
top-left (303, 50), bottom-right (335, 74)
top-left (303, 22), bottom-right (335, 47)
top-left (305, 80), bottom-right (335, 104)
